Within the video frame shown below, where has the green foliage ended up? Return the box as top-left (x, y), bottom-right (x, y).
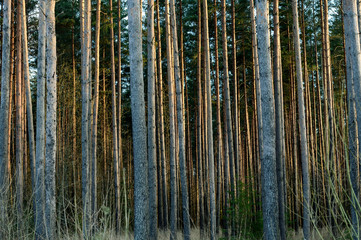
top-left (223, 180), bottom-right (263, 240)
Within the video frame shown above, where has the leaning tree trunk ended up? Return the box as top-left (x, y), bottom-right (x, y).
top-left (147, 0), bottom-right (157, 238)
top-left (343, 0), bottom-right (361, 238)
top-left (255, 0), bottom-right (280, 239)
top-left (128, 0), bottom-right (149, 238)
top-left (0, 0), bottom-right (11, 236)
top-left (292, 0), bottom-right (311, 238)
top-left (44, 0), bottom-right (57, 238)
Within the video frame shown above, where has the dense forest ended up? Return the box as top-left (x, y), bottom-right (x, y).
top-left (0, 0), bottom-right (360, 239)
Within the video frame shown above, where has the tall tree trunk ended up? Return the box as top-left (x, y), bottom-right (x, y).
top-left (45, 0), bottom-right (57, 237)
top-left (196, 0), bottom-right (204, 235)
top-left (343, 0), bottom-right (361, 238)
top-left (147, 0), bottom-right (157, 238)
top-left (128, 0), bottom-right (149, 238)
top-left (273, 0), bottom-right (286, 238)
top-left (20, 0), bottom-right (36, 235)
top-left (292, 0), bottom-right (311, 238)
top-left (231, 0), bottom-right (239, 189)
top-left (165, 0), bottom-right (177, 238)
top-left (110, 0), bottom-right (121, 233)
top-left (221, 0), bottom-right (236, 225)
top-left (169, 0), bottom-right (191, 238)
top-left (0, 0), bottom-right (11, 235)
top-left (213, 0), bottom-right (223, 234)
top-left (156, 0), bottom-right (168, 229)
top-left (202, 0), bottom-right (216, 238)
top-left (15, 0), bottom-right (24, 232)
top-left (91, 0), bottom-right (101, 228)
top-left (255, 0), bottom-right (280, 238)
top-left (117, 0), bottom-right (123, 186)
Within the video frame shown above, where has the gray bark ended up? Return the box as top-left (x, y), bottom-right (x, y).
top-left (255, 0), bottom-right (280, 238)
top-left (0, 0), bottom-right (11, 235)
top-left (291, 0), bottom-right (311, 238)
top-left (128, 0), bottom-right (150, 238)
top-left (81, 0), bottom-right (91, 237)
top-left (35, 0), bottom-right (46, 238)
top-left (44, 0), bottom-right (57, 238)
top-left (343, 0), bottom-right (361, 238)
top-left (147, 0), bottom-right (157, 238)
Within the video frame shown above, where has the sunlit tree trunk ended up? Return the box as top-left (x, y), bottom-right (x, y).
top-left (147, 0), bottom-right (157, 238)
top-left (110, 0), bottom-right (121, 233)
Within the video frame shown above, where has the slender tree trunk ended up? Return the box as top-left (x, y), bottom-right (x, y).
top-left (110, 0), bottom-right (121, 233)
top-left (15, 0), bottom-right (24, 232)
top-left (20, 0), bottom-right (36, 235)
top-left (0, 0), bottom-right (11, 235)
top-left (202, 0), bottom-right (216, 238)
top-left (156, 0), bottom-right (168, 229)
top-left (117, 0), bottom-right (123, 185)
top-left (231, 0), bottom-right (239, 190)
top-left (128, 0), bottom-right (149, 238)
top-left (91, 0), bottom-right (101, 229)
top-left (292, 0), bottom-right (311, 238)
top-left (44, 0), bottom-right (57, 237)
top-left (255, 0), bottom-right (280, 238)
top-left (273, 0), bottom-right (286, 238)
top-left (221, 0), bottom-right (236, 223)
top-left (147, 0), bottom-right (157, 238)
top-left (213, 0), bottom-right (223, 234)
top-left (169, 0), bottom-right (191, 238)
top-left (165, 0), bottom-right (177, 238)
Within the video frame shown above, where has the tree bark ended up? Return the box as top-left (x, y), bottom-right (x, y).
top-left (169, 0), bottom-right (191, 238)
top-left (147, 0), bottom-right (157, 238)
top-left (0, 0), bottom-right (11, 235)
top-left (292, 0), bottom-right (311, 238)
top-left (128, 0), bottom-right (149, 238)
top-left (255, 0), bottom-right (280, 238)
top-left (343, 0), bottom-right (361, 238)
top-left (44, 0), bottom-right (57, 237)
